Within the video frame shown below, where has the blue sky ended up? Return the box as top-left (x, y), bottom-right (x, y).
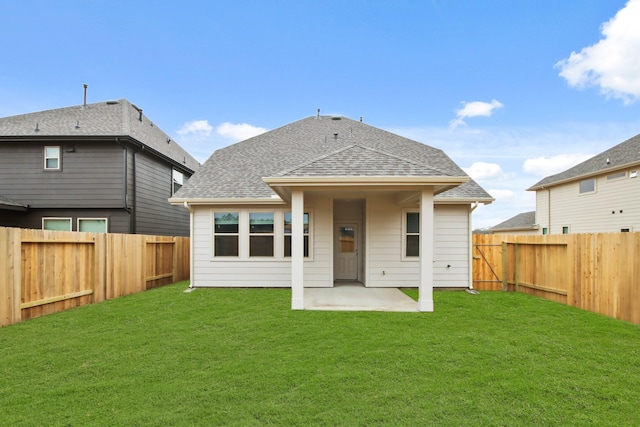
top-left (2, 0), bottom-right (640, 229)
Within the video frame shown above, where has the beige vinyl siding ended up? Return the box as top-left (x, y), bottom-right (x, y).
top-left (191, 195), bottom-right (333, 287)
top-left (535, 189), bottom-right (549, 233)
top-left (543, 170), bottom-right (640, 234)
top-left (433, 205), bottom-right (470, 287)
top-left (365, 195), bottom-right (471, 288)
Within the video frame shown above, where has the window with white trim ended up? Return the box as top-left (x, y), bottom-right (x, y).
top-left (43, 217), bottom-right (72, 231)
top-left (44, 146), bottom-right (61, 170)
top-left (562, 226), bottom-right (570, 234)
top-left (172, 169), bottom-right (184, 194)
top-left (607, 171), bottom-right (626, 181)
top-left (213, 212), bottom-right (239, 257)
top-left (78, 218), bottom-right (108, 233)
top-left (404, 211), bottom-right (420, 258)
top-left (284, 212), bottom-right (310, 257)
top-left (249, 212), bottom-right (274, 257)
top-left (579, 178), bottom-right (595, 194)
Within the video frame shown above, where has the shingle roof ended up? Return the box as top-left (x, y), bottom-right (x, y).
top-left (0, 99), bottom-right (200, 172)
top-left (528, 132), bottom-right (640, 190)
top-left (490, 211), bottom-right (536, 231)
top-left (0, 195), bottom-right (28, 209)
top-left (173, 115), bottom-right (493, 202)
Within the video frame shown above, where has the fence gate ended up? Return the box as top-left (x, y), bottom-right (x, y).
top-left (472, 235), bottom-right (504, 291)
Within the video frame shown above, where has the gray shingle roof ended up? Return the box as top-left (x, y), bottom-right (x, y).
top-left (528, 132), bottom-right (640, 190)
top-left (490, 211), bottom-right (536, 231)
top-left (0, 99), bottom-right (200, 172)
top-left (173, 115), bottom-right (493, 202)
top-left (0, 195), bottom-right (28, 209)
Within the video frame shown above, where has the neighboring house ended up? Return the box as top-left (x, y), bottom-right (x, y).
top-left (489, 211), bottom-right (537, 235)
top-left (170, 115), bottom-right (493, 311)
top-left (0, 99), bottom-right (199, 236)
top-left (528, 133), bottom-right (640, 234)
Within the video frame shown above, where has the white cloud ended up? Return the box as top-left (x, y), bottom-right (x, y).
top-left (216, 122), bottom-right (267, 142)
top-left (464, 162), bottom-right (507, 181)
top-left (450, 99), bottom-right (504, 128)
top-left (523, 153), bottom-right (594, 177)
top-left (177, 120), bottom-right (213, 137)
top-left (556, 0), bottom-right (640, 104)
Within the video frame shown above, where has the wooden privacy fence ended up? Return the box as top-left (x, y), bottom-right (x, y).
top-left (473, 233), bottom-right (640, 325)
top-left (0, 227), bottom-right (189, 327)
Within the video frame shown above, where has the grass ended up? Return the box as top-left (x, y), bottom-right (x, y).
top-left (1, 283), bottom-right (640, 426)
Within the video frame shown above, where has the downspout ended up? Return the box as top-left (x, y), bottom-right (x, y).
top-left (131, 145), bottom-right (145, 233)
top-left (116, 138), bottom-right (132, 230)
top-left (183, 201), bottom-right (195, 288)
top-left (468, 202), bottom-right (480, 290)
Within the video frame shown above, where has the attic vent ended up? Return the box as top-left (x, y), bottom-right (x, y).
top-left (331, 116), bottom-right (341, 120)
top-left (106, 100), bottom-right (119, 105)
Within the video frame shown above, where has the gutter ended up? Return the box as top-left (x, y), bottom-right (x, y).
top-left (183, 201), bottom-right (195, 289)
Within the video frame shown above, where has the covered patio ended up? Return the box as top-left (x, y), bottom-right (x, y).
top-left (304, 283), bottom-right (418, 312)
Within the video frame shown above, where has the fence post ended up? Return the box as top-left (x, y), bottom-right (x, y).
top-left (501, 242), bottom-right (508, 291)
top-left (514, 244), bottom-right (519, 293)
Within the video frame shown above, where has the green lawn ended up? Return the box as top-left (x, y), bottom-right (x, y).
top-left (1, 283), bottom-right (639, 426)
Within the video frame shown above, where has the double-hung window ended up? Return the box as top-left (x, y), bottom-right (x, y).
top-left (78, 218), bottom-right (108, 233)
top-left (214, 212), bottom-right (239, 257)
top-left (43, 217), bottom-right (72, 231)
top-left (579, 178), bottom-right (595, 194)
top-left (405, 211), bottom-right (420, 258)
top-left (172, 169), bottom-right (184, 194)
top-left (44, 146), bottom-right (61, 170)
top-left (284, 212), bottom-right (309, 257)
top-left (249, 212), bottom-right (274, 257)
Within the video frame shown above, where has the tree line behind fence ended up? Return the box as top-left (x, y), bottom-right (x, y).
top-left (0, 227), bottom-right (189, 327)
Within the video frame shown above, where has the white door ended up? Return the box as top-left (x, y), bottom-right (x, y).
top-left (334, 224), bottom-right (358, 280)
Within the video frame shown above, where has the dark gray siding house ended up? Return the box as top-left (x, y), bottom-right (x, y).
top-left (0, 99), bottom-right (199, 236)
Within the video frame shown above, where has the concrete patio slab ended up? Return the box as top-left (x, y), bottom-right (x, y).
top-left (304, 284), bottom-right (418, 312)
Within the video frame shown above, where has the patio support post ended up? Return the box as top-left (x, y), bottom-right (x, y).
top-left (418, 187), bottom-right (434, 312)
top-left (291, 189), bottom-right (305, 309)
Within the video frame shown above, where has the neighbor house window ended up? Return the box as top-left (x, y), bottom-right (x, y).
top-left (607, 172), bottom-right (626, 181)
top-left (562, 226), bottom-right (570, 234)
top-left (284, 212), bottom-right (310, 257)
top-left (43, 217), bottom-right (72, 231)
top-left (172, 169), bottom-right (184, 194)
top-left (405, 212), bottom-right (420, 258)
top-left (214, 212), bottom-right (239, 256)
top-left (579, 178), bottom-right (595, 194)
top-left (249, 212), bottom-right (274, 257)
top-left (44, 146), bottom-right (61, 170)
top-left (542, 227), bottom-right (548, 235)
top-left (621, 228), bottom-right (631, 233)
top-left (78, 218), bottom-right (108, 233)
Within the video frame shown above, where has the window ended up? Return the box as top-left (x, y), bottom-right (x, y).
top-left (562, 226), bottom-right (570, 234)
top-left (284, 212), bottom-right (310, 257)
top-left (43, 217), bottom-right (71, 231)
top-left (579, 178), bottom-right (595, 194)
top-left (249, 212), bottom-right (274, 257)
top-left (607, 171), bottom-right (626, 181)
top-left (172, 169), bottom-right (184, 194)
top-left (78, 218), bottom-right (108, 233)
top-left (214, 212), bottom-right (239, 256)
top-left (542, 227), bottom-right (548, 235)
top-left (44, 146), bottom-right (61, 170)
top-left (405, 212), bottom-right (420, 257)
top-left (621, 228), bottom-right (631, 233)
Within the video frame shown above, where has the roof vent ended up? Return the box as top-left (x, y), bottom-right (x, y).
top-left (331, 116), bottom-right (341, 120)
top-left (106, 100), bottom-right (119, 105)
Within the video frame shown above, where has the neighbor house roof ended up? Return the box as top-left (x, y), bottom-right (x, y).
top-left (528, 132), bottom-right (640, 191)
top-left (490, 211), bottom-right (536, 232)
top-left (171, 115), bottom-right (493, 203)
top-left (0, 195), bottom-right (28, 211)
top-left (0, 99), bottom-right (200, 172)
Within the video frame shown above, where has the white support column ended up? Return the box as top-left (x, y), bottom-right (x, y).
top-left (291, 189), bottom-right (305, 310)
top-left (418, 187), bottom-right (434, 312)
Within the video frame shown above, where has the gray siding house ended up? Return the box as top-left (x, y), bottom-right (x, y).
top-left (0, 99), bottom-right (199, 236)
top-left (170, 115), bottom-right (493, 311)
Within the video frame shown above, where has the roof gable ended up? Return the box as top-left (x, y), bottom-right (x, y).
top-left (529, 133), bottom-right (640, 190)
top-left (490, 211), bottom-right (536, 231)
top-left (278, 144), bottom-right (450, 177)
top-left (172, 115), bottom-right (493, 203)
